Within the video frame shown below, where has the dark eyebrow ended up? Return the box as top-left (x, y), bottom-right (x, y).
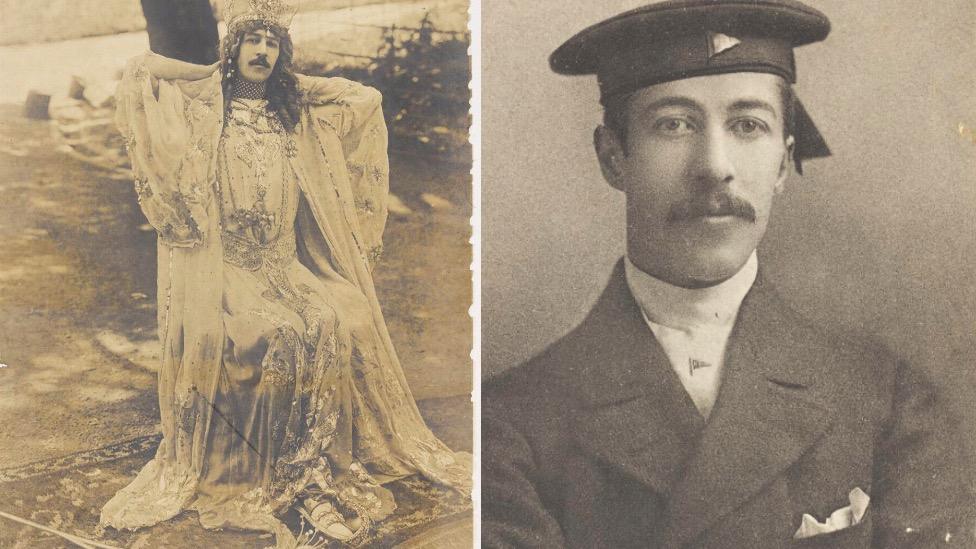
top-left (639, 96), bottom-right (704, 114)
top-left (244, 31), bottom-right (277, 41)
top-left (728, 99), bottom-right (779, 119)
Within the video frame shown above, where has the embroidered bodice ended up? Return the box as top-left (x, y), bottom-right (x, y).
top-left (217, 98), bottom-right (299, 247)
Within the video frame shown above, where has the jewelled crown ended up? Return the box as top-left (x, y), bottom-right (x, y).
top-left (224, 0), bottom-right (298, 33)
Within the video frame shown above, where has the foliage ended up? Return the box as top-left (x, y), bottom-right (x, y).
top-left (298, 15), bottom-right (471, 161)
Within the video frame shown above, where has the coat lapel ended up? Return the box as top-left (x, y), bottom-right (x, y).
top-left (574, 261), bottom-right (705, 497)
top-left (660, 273), bottom-right (834, 548)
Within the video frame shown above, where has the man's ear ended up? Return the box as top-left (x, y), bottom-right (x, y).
top-left (775, 135), bottom-right (795, 195)
top-left (594, 125), bottom-right (627, 191)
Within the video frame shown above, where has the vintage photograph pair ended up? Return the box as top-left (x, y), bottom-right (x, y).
top-left (0, 0), bottom-right (973, 547)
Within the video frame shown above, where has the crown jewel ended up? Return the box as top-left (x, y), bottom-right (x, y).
top-left (224, 0), bottom-right (298, 32)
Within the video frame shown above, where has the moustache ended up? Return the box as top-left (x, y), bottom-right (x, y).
top-left (249, 56), bottom-right (271, 68)
top-left (668, 192), bottom-right (757, 223)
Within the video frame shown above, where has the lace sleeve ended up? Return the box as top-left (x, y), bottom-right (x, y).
top-left (115, 53), bottom-right (223, 247)
top-left (301, 75), bottom-right (390, 268)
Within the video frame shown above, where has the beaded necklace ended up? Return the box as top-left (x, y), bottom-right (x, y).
top-left (232, 78), bottom-right (268, 100)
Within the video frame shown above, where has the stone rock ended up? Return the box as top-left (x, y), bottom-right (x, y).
top-left (81, 81), bottom-right (116, 109)
top-left (24, 90), bottom-right (51, 119)
top-left (387, 193), bottom-right (413, 217)
top-left (420, 192), bottom-right (453, 211)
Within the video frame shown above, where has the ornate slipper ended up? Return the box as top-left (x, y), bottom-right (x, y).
top-left (298, 499), bottom-right (356, 542)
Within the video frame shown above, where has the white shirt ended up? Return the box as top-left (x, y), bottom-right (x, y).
top-left (624, 252), bottom-right (758, 419)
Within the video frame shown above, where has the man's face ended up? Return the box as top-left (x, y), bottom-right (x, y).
top-left (597, 72), bottom-right (794, 288)
top-left (235, 28), bottom-right (281, 83)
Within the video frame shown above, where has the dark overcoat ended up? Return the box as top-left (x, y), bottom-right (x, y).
top-left (483, 260), bottom-right (975, 548)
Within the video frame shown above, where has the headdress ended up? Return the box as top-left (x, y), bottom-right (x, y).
top-left (223, 0), bottom-right (298, 34)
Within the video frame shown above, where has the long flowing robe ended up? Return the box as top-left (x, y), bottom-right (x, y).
top-left (100, 53), bottom-right (470, 539)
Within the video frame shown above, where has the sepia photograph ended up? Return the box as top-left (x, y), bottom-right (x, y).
top-left (482, 0), bottom-right (976, 547)
top-left (0, 0), bottom-right (472, 547)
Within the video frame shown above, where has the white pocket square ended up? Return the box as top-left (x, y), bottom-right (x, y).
top-left (794, 487), bottom-right (870, 539)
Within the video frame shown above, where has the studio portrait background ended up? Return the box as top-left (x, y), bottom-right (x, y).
top-left (482, 0), bottom-right (976, 455)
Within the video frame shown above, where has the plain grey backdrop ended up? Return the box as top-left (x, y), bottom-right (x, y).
top-left (482, 0), bottom-right (976, 451)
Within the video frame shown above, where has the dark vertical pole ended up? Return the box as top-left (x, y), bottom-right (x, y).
top-left (140, 0), bottom-right (219, 65)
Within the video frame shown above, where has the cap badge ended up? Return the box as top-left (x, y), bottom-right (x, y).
top-left (707, 32), bottom-right (742, 59)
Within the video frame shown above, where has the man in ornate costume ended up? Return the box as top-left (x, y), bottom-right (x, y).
top-left (100, 0), bottom-right (470, 544)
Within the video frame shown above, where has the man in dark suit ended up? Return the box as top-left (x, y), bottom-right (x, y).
top-left (481, 1), bottom-right (976, 547)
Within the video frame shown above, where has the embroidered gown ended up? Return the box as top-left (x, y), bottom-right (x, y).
top-left (100, 54), bottom-right (470, 540)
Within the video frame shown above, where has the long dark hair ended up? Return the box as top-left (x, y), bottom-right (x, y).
top-left (220, 20), bottom-right (302, 133)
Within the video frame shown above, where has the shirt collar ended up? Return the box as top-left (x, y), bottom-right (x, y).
top-left (624, 251), bottom-right (758, 332)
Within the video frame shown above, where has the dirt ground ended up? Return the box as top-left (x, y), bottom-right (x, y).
top-left (0, 100), bottom-right (472, 546)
